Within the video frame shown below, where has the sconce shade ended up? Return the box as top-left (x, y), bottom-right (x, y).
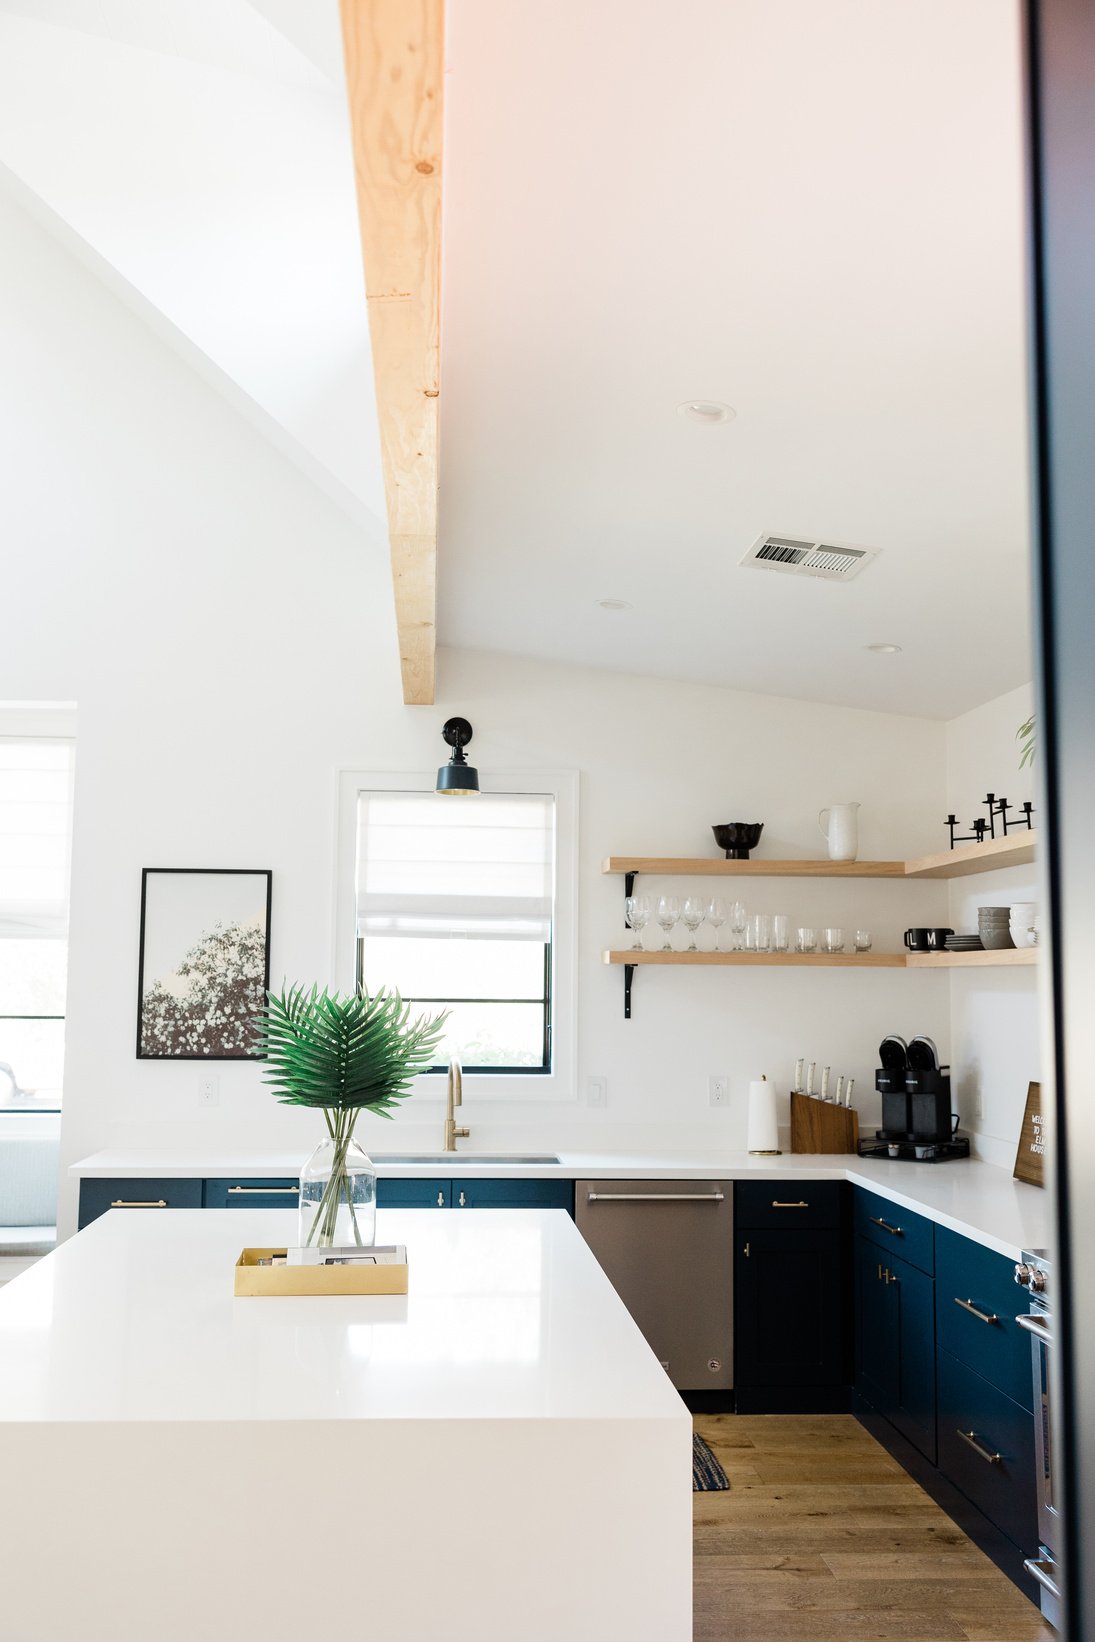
top-left (436, 717), bottom-right (479, 795)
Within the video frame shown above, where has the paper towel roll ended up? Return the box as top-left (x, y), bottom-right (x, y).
top-left (747, 1077), bottom-right (781, 1154)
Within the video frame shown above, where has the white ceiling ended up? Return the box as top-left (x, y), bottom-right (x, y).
top-left (1, 0), bottom-right (1032, 720)
top-left (437, 0), bottom-right (1032, 719)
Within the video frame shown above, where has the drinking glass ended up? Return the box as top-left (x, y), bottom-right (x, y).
top-left (771, 914), bottom-right (789, 952)
top-left (655, 895), bottom-right (680, 951)
top-left (746, 914), bottom-right (771, 953)
top-left (706, 897), bottom-right (727, 951)
top-left (681, 895), bottom-right (706, 952)
top-left (728, 900), bottom-right (747, 952)
top-left (822, 927), bottom-right (844, 954)
top-left (854, 929), bottom-right (873, 953)
top-left (796, 927), bottom-right (817, 953)
top-left (625, 894), bottom-right (652, 951)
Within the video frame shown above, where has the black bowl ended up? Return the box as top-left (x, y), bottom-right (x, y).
top-left (712, 822), bottom-right (764, 860)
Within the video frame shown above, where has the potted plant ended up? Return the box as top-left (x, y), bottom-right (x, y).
top-left (255, 984), bottom-right (447, 1248)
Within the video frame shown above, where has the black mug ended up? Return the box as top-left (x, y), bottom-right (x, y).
top-left (925, 927), bottom-right (955, 950)
top-left (904, 927), bottom-right (930, 951)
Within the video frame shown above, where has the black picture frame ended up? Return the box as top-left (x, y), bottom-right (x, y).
top-left (136, 868), bottom-right (272, 1060)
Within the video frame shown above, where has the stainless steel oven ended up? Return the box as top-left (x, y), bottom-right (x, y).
top-left (1015, 1250), bottom-right (1061, 1629)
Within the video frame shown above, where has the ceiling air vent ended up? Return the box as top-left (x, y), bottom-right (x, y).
top-left (742, 533), bottom-right (880, 582)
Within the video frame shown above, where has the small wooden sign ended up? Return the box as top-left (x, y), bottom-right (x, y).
top-left (1013, 1081), bottom-right (1046, 1187)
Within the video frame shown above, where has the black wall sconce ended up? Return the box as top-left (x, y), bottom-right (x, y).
top-left (436, 718), bottom-right (479, 796)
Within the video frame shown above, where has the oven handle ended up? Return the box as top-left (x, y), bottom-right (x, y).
top-left (1023, 1556), bottom-right (1061, 1601)
top-left (1016, 1312), bottom-right (1054, 1347)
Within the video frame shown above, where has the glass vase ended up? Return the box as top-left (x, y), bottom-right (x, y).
top-left (298, 1134), bottom-right (377, 1248)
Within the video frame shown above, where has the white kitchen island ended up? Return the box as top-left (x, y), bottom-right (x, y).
top-left (0, 1208), bottom-right (692, 1642)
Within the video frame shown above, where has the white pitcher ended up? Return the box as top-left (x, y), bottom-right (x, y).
top-left (819, 802), bottom-right (861, 862)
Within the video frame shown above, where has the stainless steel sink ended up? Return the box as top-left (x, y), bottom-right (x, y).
top-left (371, 1153), bottom-right (561, 1166)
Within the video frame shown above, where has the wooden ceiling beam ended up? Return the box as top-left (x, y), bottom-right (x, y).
top-left (339, 0), bottom-right (443, 705)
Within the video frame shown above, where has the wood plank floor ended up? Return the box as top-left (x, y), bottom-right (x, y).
top-left (693, 1414), bottom-right (1054, 1642)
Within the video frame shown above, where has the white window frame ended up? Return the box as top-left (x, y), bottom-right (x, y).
top-left (333, 768), bottom-right (578, 1103)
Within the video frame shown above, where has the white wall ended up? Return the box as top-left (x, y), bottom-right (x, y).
top-left (2, 188), bottom-right (1000, 1238)
top-left (944, 682), bottom-right (1042, 1166)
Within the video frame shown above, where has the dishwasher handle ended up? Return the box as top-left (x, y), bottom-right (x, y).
top-left (585, 1191), bottom-right (726, 1204)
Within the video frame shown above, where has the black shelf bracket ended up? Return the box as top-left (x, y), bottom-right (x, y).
top-left (624, 963), bottom-right (636, 1020)
top-left (624, 870), bottom-right (636, 904)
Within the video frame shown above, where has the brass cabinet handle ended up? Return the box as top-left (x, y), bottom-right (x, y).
top-left (437, 1191), bottom-right (445, 1208)
top-left (227, 1186), bottom-right (299, 1195)
top-left (458, 1191), bottom-right (467, 1207)
top-left (772, 1200), bottom-right (809, 1208)
top-left (958, 1428), bottom-right (1003, 1466)
top-left (954, 1296), bottom-right (1000, 1326)
top-left (743, 1242), bottom-right (750, 1258)
top-left (110, 1199), bottom-right (167, 1208)
top-left (869, 1214), bottom-right (903, 1236)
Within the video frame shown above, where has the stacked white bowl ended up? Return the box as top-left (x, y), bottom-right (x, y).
top-left (1010, 902), bottom-right (1039, 948)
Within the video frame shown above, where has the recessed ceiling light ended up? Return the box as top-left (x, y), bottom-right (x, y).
top-left (596, 599), bottom-right (634, 611)
top-left (677, 400), bottom-right (736, 425)
top-left (866, 642), bottom-right (903, 654)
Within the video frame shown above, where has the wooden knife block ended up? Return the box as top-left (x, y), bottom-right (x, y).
top-left (790, 1091), bottom-right (860, 1154)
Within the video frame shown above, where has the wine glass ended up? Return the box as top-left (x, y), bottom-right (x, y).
top-left (625, 894), bottom-right (652, 951)
top-left (728, 900), bottom-right (747, 952)
top-left (707, 897), bottom-right (727, 952)
top-left (681, 896), bottom-right (706, 951)
top-left (655, 895), bottom-right (680, 951)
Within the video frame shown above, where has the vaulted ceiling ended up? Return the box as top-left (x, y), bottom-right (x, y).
top-left (1, 0), bottom-right (1032, 719)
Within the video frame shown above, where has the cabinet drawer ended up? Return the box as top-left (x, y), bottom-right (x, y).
top-left (936, 1227), bottom-right (1032, 1411)
top-left (854, 1187), bottom-right (934, 1274)
top-left (203, 1178), bottom-right (300, 1209)
top-left (377, 1178), bottom-right (451, 1208)
top-left (736, 1180), bottom-right (842, 1229)
top-left (78, 1177), bottom-right (203, 1229)
top-left (937, 1349), bottom-right (1038, 1552)
top-left (455, 1179), bottom-right (574, 1212)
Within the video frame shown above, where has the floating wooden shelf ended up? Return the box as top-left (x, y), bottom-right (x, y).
top-left (603, 830), bottom-right (1038, 884)
top-left (602, 856), bottom-right (906, 879)
top-left (905, 947), bottom-right (1039, 968)
top-left (602, 950), bottom-right (906, 968)
top-left (603, 943), bottom-right (1039, 1015)
top-left (903, 831), bottom-right (1038, 878)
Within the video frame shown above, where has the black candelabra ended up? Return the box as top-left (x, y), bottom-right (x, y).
top-left (945, 793), bottom-right (1035, 850)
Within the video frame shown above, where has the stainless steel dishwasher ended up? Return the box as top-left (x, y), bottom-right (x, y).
top-left (576, 1179), bottom-right (732, 1389)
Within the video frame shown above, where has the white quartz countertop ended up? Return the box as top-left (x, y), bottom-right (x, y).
top-left (69, 1148), bottom-right (1050, 1260)
top-left (0, 1207), bottom-right (687, 1427)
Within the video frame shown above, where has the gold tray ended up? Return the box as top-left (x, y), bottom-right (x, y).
top-left (234, 1248), bottom-right (409, 1296)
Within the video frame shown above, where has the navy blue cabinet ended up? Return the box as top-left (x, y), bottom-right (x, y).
top-left (377, 1178), bottom-right (452, 1208)
top-left (935, 1227), bottom-right (1032, 1412)
top-left (203, 1178), bottom-right (300, 1210)
top-left (937, 1350), bottom-right (1038, 1555)
top-left (381, 1177), bottom-right (573, 1213)
top-left (78, 1177), bottom-right (204, 1229)
top-left (734, 1181), bottom-right (849, 1412)
top-left (854, 1234), bottom-right (937, 1462)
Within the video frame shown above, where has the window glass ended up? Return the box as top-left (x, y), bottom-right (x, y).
top-left (359, 936), bottom-right (545, 1001)
top-left (0, 938), bottom-right (67, 1015)
top-left (0, 1018), bottom-right (64, 1110)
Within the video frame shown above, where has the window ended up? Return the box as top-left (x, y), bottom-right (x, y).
top-left (336, 770), bottom-right (577, 1096)
top-left (0, 735), bottom-right (74, 1112)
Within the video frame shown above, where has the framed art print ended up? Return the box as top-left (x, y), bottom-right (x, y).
top-left (136, 869), bottom-right (272, 1059)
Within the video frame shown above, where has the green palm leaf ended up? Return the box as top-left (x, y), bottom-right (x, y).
top-left (254, 984), bottom-right (448, 1115)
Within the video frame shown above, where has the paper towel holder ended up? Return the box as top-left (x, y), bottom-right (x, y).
top-left (748, 1074), bottom-right (783, 1156)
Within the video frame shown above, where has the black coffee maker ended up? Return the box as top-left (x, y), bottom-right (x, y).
top-left (864, 1033), bottom-right (968, 1160)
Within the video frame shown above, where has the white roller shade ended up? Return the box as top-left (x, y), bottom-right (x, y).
top-left (357, 790), bottom-right (554, 940)
top-left (0, 739), bottom-right (74, 938)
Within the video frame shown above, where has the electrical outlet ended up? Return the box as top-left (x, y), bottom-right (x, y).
top-left (709, 1075), bottom-right (729, 1108)
top-left (198, 1072), bottom-right (220, 1108)
top-left (586, 1076), bottom-right (607, 1107)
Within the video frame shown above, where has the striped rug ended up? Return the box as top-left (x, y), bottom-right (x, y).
top-left (692, 1432), bottom-right (730, 1491)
